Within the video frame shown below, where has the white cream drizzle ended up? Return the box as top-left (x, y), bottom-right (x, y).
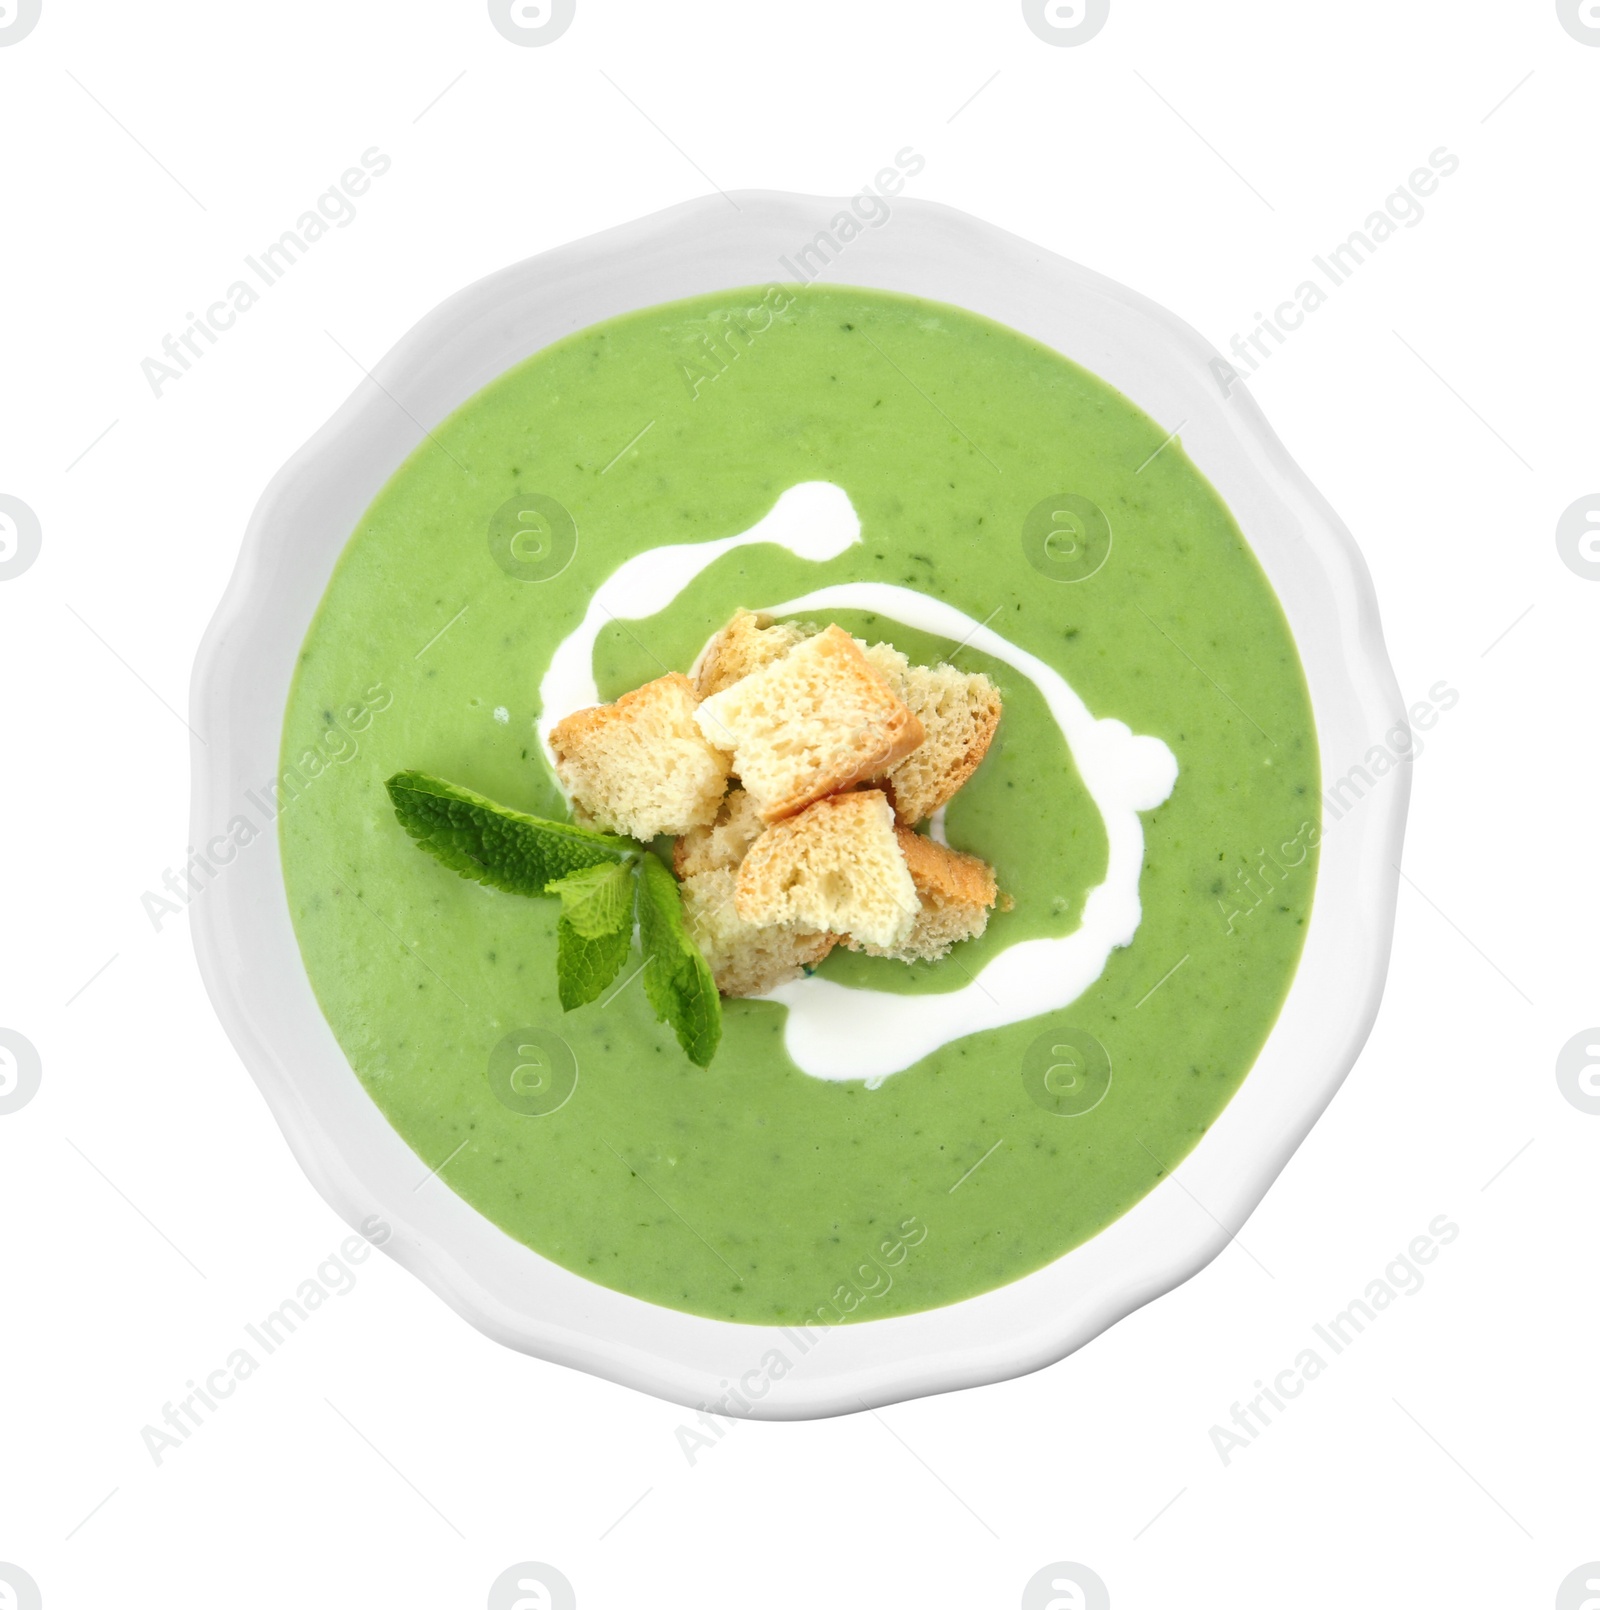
top-left (537, 482), bottom-right (1177, 1086)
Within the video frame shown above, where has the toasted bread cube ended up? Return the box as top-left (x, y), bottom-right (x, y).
top-left (680, 866), bottom-right (835, 998)
top-left (736, 789), bottom-right (920, 950)
top-left (548, 672), bottom-right (730, 841)
top-left (853, 826), bottom-right (999, 962)
top-left (694, 609), bottom-right (814, 698)
top-left (672, 786), bottom-right (765, 879)
top-left (695, 627), bottom-right (925, 822)
top-left (887, 665), bottom-right (1002, 823)
top-left (860, 643), bottom-right (1002, 824)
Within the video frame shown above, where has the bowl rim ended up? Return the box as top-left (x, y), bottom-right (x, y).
top-left (189, 189), bottom-right (1409, 1419)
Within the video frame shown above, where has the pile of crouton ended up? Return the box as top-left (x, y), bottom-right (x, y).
top-left (548, 609), bottom-right (1004, 997)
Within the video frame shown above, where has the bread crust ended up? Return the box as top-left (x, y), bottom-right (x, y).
top-left (894, 825), bottom-right (999, 911)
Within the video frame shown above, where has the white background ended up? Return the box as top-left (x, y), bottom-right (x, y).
top-left (2, 2), bottom-right (1597, 1606)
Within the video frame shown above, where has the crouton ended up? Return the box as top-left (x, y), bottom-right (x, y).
top-left (672, 786), bottom-right (765, 878)
top-left (736, 789), bottom-right (920, 949)
top-left (680, 866), bottom-right (834, 997)
top-left (548, 672), bottom-right (729, 840)
top-left (695, 627), bottom-right (925, 822)
top-left (693, 609), bottom-right (813, 698)
top-left (859, 644), bottom-right (1002, 824)
top-left (853, 826), bottom-right (998, 962)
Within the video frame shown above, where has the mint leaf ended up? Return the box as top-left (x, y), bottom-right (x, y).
top-left (386, 771), bottom-right (633, 896)
top-left (556, 913), bottom-right (632, 1011)
top-left (636, 855), bottom-right (722, 1068)
top-left (547, 860), bottom-right (635, 939)
top-left (549, 861), bottom-right (636, 1010)
top-left (386, 773), bottom-right (723, 1062)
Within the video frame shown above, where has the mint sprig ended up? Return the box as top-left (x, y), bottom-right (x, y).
top-left (384, 771), bottom-right (723, 1065)
top-left (636, 856), bottom-right (722, 1069)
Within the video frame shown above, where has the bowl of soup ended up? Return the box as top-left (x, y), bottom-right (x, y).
top-left (190, 192), bottom-right (1407, 1416)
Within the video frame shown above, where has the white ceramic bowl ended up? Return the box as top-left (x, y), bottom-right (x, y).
top-left (190, 192), bottom-right (1408, 1418)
